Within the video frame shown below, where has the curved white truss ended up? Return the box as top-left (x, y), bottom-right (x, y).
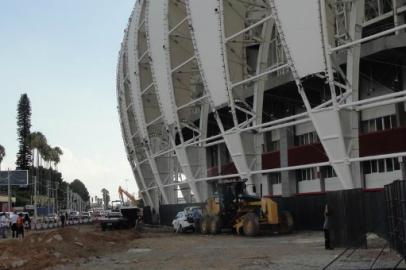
top-left (117, 0), bottom-right (406, 207)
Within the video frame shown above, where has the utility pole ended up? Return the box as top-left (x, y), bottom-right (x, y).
top-left (66, 186), bottom-right (70, 211)
top-left (7, 169), bottom-right (11, 212)
top-left (34, 173), bottom-right (38, 221)
top-left (55, 182), bottom-right (59, 214)
top-left (47, 179), bottom-right (50, 215)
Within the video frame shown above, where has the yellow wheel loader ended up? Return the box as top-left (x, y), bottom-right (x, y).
top-left (200, 179), bottom-right (293, 236)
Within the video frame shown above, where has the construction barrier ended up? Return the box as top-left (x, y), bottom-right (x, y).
top-left (30, 218), bottom-right (93, 231)
top-left (385, 180), bottom-right (406, 259)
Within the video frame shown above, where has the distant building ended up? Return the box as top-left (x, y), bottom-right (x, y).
top-left (0, 195), bottom-right (16, 212)
top-left (117, 0), bottom-right (406, 210)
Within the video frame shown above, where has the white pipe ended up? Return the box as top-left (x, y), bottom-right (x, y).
top-left (331, 23), bottom-right (406, 52)
top-left (204, 139), bottom-right (225, 147)
top-left (168, 16), bottom-right (189, 35)
top-left (355, 96), bottom-right (406, 111)
top-left (141, 151), bottom-right (406, 192)
top-left (339, 89), bottom-right (406, 108)
top-left (231, 64), bottom-right (289, 89)
top-left (176, 94), bottom-right (208, 111)
top-left (260, 118), bottom-right (312, 133)
top-left (225, 14), bottom-right (274, 42)
top-left (171, 56), bottom-right (196, 73)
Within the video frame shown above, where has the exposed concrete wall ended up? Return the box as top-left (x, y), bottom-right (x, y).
top-left (280, 127), bottom-right (296, 196)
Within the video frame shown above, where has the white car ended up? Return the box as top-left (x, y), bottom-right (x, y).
top-left (172, 211), bottom-right (194, 233)
top-left (172, 207), bottom-right (202, 233)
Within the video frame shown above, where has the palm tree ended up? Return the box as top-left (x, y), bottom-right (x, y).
top-left (28, 132), bottom-right (47, 167)
top-left (101, 188), bottom-right (110, 210)
top-left (50, 146), bottom-right (63, 169)
top-left (41, 144), bottom-right (52, 169)
top-left (0, 144), bottom-right (5, 171)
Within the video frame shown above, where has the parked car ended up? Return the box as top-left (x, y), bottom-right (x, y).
top-left (81, 212), bottom-right (91, 218)
top-left (172, 211), bottom-right (192, 233)
top-left (172, 207), bottom-right (202, 233)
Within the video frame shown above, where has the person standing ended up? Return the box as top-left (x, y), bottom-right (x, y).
top-left (323, 204), bottom-right (333, 250)
top-left (10, 212), bottom-right (18, 238)
top-left (60, 213), bottom-right (66, 228)
top-left (16, 213), bottom-right (24, 238)
top-left (0, 213), bottom-right (6, 239)
top-left (24, 213), bottom-right (31, 230)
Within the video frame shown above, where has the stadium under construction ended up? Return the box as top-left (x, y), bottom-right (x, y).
top-left (117, 0), bottom-right (406, 211)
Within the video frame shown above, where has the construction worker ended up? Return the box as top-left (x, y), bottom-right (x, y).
top-left (10, 211), bottom-right (18, 238)
top-left (16, 213), bottom-right (24, 238)
top-left (0, 213), bottom-right (6, 239)
top-left (323, 204), bottom-right (333, 250)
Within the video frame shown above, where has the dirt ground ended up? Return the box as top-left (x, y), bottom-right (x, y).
top-left (1, 225), bottom-right (405, 270)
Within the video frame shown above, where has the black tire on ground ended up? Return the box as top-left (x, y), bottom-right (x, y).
top-left (210, 216), bottom-right (222, 235)
top-left (243, 213), bottom-right (260, 236)
top-left (200, 216), bottom-right (211, 234)
top-left (279, 211), bottom-right (294, 234)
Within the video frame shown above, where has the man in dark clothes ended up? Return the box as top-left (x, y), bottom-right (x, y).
top-left (323, 204), bottom-right (333, 250)
top-left (60, 213), bottom-right (66, 227)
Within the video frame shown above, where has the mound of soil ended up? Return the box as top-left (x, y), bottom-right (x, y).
top-left (0, 225), bottom-right (140, 270)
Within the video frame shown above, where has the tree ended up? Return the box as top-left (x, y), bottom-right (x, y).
top-left (70, 179), bottom-right (90, 202)
top-left (16, 94), bottom-right (32, 169)
top-left (0, 144), bottom-right (5, 171)
top-left (50, 146), bottom-right (63, 169)
top-left (101, 188), bottom-right (110, 210)
top-left (28, 131), bottom-right (47, 167)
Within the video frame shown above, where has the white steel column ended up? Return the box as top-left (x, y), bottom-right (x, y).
top-left (132, 0), bottom-right (170, 204)
top-left (270, 0), bottom-right (354, 189)
top-left (346, 0), bottom-right (364, 188)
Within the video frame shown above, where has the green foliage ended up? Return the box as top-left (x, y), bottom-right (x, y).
top-left (101, 188), bottom-right (110, 209)
top-left (28, 132), bottom-right (47, 150)
top-left (70, 179), bottom-right (90, 202)
top-left (0, 144), bottom-right (5, 167)
top-left (16, 94), bottom-right (32, 169)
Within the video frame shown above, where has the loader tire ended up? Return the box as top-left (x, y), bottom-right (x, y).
top-left (210, 216), bottom-right (222, 235)
top-left (200, 216), bottom-right (211, 234)
top-left (279, 211), bottom-right (294, 234)
top-left (243, 213), bottom-right (260, 236)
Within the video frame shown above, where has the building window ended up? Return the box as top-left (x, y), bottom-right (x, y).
top-left (297, 168), bottom-right (316, 181)
top-left (363, 158), bottom-right (400, 174)
top-left (265, 131), bottom-right (279, 152)
top-left (361, 115), bottom-right (397, 133)
top-left (269, 141), bottom-right (280, 152)
top-left (209, 147), bottom-right (218, 167)
top-left (269, 173), bottom-right (281, 184)
top-left (322, 166), bottom-right (337, 178)
top-left (295, 131), bottom-right (319, 146)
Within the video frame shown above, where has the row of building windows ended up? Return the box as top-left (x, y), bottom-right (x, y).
top-left (270, 159), bottom-right (401, 184)
top-left (362, 158), bottom-right (400, 174)
top-left (296, 166), bottom-right (337, 182)
top-left (264, 114), bottom-right (399, 152)
top-left (361, 115), bottom-right (397, 133)
top-left (268, 166), bottom-right (340, 185)
top-left (295, 131), bottom-right (319, 146)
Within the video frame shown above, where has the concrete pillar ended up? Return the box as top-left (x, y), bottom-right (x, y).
top-left (280, 127), bottom-right (296, 196)
top-left (400, 157), bottom-right (406, 181)
top-left (318, 167), bottom-right (325, 192)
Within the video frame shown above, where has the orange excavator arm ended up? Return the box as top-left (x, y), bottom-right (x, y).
top-left (118, 186), bottom-right (138, 206)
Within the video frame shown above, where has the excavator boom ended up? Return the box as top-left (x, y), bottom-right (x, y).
top-left (118, 186), bottom-right (138, 206)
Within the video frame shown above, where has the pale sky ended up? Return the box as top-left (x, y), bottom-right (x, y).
top-left (0, 0), bottom-right (138, 200)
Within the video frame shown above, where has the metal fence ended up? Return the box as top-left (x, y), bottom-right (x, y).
top-left (385, 180), bottom-right (406, 259)
top-left (147, 188), bottom-right (386, 246)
